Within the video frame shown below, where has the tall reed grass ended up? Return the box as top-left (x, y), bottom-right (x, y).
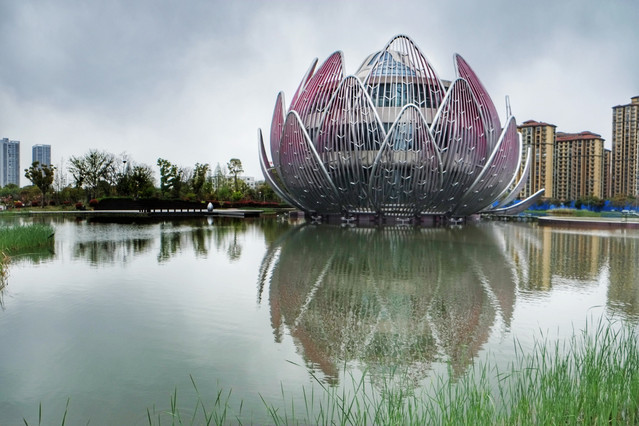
top-left (0, 224), bottom-right (55, 253)
top-left (0, 224), bottom-right (54, 289)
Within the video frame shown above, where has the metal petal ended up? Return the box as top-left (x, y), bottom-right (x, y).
top-left (278, 111), bottom-right (341, 213)
top-left (315, 75), bottom-right (386, 212)
top-left (258, 129), bottom-right (305, 211)
top-left (369, 104), bottom-right (443, 215)
top-left (291, 51), bottom-right (344, 138)
top-left (363, 34), bottom-right (445, 124)
top-left (430, 78), bottom-right (488, 214)
top-left (270, 92), bottom-right (286, 171)
top-left (290, 58), bottom-right (318, 108)
top-left (454, 54), bottom-right (501, 151)
top-left (455, 117), bottom-right (520, 215)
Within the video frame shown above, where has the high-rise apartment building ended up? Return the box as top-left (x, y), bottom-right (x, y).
top-left (32, 144), bottom-right (51, 167)
top-left (554, 132), bottom-right (605, 200)
top-left (611, 96), bottom-right (639, 197)
top-left (603, 149), bottom-right (612, 199)
top-left (0, 138), bottom-right (21, 187)
top-left (518, 120), bottom-right (556, 199)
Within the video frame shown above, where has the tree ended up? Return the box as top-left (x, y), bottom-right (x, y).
top-left (157, 158), bottom-right (184, 198)
top-left (227, 158), bottom-right (243, 192)
top-left (24, 161), bottom-right (56, 208)
top-left (129, 165), bottom-right (156, 199)
top-left (68, 150), bottom-right (116, 200)
top-left (190, 163), bottom-right (209, 200)
top-left (0, 183), bottom-right (20, 208)
top-left (213, 163), bottom-right (227, 193)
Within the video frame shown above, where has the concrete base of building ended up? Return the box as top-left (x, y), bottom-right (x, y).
top-left (296, 211), bottom-right (464, 227)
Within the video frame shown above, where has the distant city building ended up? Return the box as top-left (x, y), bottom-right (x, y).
top-left (32, 144), bottom-right (51, 167)
top-left (241, 176), bottom-right (256, 189)
top-left (555, 131), bottom-right (605, 200)
top-left (0, 138), bottom-right (21, 187)
top-left (518, 120), bottom-right (556, 199)
top-left (611, 96), bottom-right (639, 197)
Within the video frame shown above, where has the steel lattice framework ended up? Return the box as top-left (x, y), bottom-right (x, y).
top-left (259, 35), bottom-right (541, 224)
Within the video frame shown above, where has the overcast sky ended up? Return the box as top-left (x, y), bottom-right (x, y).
top-left (1, 0), bottom-right (638, 186)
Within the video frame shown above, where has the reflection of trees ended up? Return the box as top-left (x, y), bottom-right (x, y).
top-left (157, 225), bottom-right (215, 262)
top-left (210, 218), bottom-right (248, 262)
top-left (259, 224), bottom-right (517, 385)
top-left (76, 238), bottom-right (152, 265)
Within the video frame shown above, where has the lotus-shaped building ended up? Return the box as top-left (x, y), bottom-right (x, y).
top-left (259, 35), bottom-right (541, 225)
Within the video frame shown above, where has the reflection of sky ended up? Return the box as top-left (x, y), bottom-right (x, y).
top-left (0, 217), bottom-right (304, 424)
top-left (1, 217), bottom-right (638, 424)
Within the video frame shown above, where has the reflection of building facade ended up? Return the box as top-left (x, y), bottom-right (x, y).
top-left (611, 96), bottom-right (639, 197)
top-left (260, 35), bottom-right (532, 224)
top-left (505, 224), bottom-right (607, 291)
top-left (607, 236), bottom-right (639, 319)
top-left (554, 132), bottom-right (605, 200)
top-left (259, 224), bottom-right (517, 383)
top-left (0, 138), bottom-right (20, 187)
top-left (518, 120), bottom-right (555, 199)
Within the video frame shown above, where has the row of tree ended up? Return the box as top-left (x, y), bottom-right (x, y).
top-left (1, 149), bottom-right (279, 208)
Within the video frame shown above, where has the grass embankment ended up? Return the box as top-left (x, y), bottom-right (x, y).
top-left (130, 321), bottom-right (639, 424)
top-left (529, 208), bottom-right (638, 218)
top-left (0, 224), bottom-right (55, 287)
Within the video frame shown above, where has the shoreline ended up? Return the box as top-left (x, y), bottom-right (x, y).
top-left (538, 215), bottom-right (639, 229)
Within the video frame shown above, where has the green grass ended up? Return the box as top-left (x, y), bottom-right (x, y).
top-left (546, 208), bottom-right (603, 217)
top-left (21, 320), bottom-right (639, 425)
top-left (0, 224), bottom-right (55, 254)
top-left (0, 224), bottom-right (55, 289)
top-left (137, 319), bottom-right (639, 425)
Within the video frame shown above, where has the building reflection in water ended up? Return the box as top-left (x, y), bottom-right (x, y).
top-left (258, 222), bottom-right (639, 385)
top-left (500, 223), bottom-right (639, 320)
top-left (258, 224), bottom-right (519, 384)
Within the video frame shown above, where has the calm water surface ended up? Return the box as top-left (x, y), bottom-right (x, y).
top-left (0, 215), bottom-right (638, 424)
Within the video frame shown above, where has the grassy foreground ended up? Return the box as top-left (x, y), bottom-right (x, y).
top-left (133, 320), bottom-right (639, 425)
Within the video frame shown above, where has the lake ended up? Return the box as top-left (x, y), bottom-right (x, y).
top-left (0, 215), bottom-right (638, 424)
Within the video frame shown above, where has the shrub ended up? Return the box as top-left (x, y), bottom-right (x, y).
top-left (89, 199), bottom-right (99, 208)
top-left (13, 201), bottom-right (23, 208)
top-left (31, 201), bottom-right (39, 207)
top-left (75, 202), bottom-right (85, 210)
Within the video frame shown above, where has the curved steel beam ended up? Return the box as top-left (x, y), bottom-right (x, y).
top-left (315, 75), bottom-right (386, 212)
top-left (493, 145), bottom-right (532, 209)
top-left (485, 188), bottom-right (544, 215)
top-left (430, 78), bottom-right (488, 214)
top-left (270, 91), bottom-right (286, 172)
top-left (278, 111), bottom-right (342, 213)
top-left (454, 54), bottom-right (501, 152)
top-left (258, 129), bottom-right (306, 211)
top-left (369, 104), bottom-right (443, 215)
top-left (455, 116), bottom-right (519, 215)
top-left (290, 58), bottom-right (318, 108)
